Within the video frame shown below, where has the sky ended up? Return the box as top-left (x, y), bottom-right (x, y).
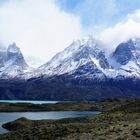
top-left (0, 0), bottom-right (140, 67)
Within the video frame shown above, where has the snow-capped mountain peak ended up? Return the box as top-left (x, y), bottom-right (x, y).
top-left (2, 37), bottom-right (140, 80)
top-left (31, 37), bottom-right (140, 80)
top-left (113, 38), bottom-right (140, 65)
top-left (7, 43), bottom-right (21, 54)
top-left (111, 37), bottom-right (140, 78)
top-left (75, 36), bottom-right (96, 46)
top-left (28, 37), bottom-right (110, 79)
top-left (0, 42), bottom-right (30, 78)
top-left (131, 37), bottom-right (140, 47)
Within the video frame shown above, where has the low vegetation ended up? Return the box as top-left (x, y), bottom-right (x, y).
top-left (0, 99), bottom-right (140, 140)
top-left (0, 98), bottom-right (138, 112)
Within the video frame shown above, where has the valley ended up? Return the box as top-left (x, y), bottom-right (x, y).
top-left (0, 99), bottom-right (139, 140)
top-left (0, 1), bottom-right (140, 140)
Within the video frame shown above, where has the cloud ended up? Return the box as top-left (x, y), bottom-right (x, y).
top-left (98, 10), bottom-right (140, 53)
top-left (0, 0), bottom-right (83, 67)
top-left (1, 0), bottom-right (140, 67)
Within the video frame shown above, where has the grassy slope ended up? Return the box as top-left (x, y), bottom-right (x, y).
top-left (0, 99), bottom-right (140, 140)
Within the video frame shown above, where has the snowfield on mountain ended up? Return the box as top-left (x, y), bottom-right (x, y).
top-left (1, 36), bottom-right (140, 81)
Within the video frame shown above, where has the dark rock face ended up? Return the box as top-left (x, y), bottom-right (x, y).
top-left (113, 40), bottom-right (134, 65)
top-left (113, 39), bottom-right (140, 66)
top-left (72, 62), bottom-right (102, 75)
top-left (0, 51), bottom-right (6, 69)
top-left (6, 43), bottom-right (28, 68)
top-left (98, 51), bottom-right (110, 69)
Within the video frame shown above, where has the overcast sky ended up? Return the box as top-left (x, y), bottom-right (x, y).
top-left (0, 0), bottom-right (140, 67)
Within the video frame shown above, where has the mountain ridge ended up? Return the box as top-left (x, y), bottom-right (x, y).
top-left (1, 37), bottom-right (140, 80)
top-left (22, 37), bottom-right (140, 81)
top-left (0, 37), bottom-right (140, 100)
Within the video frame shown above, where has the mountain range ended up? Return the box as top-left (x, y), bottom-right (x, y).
top-left (0, 36), bottom-right (140, 100)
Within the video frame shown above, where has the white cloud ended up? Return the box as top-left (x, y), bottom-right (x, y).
top-left (0, 0), bottom-right (83, 67)
top-left (98, 10), bottom-right (140, 53)
top-left (1, 0), bottom-right (140, 67)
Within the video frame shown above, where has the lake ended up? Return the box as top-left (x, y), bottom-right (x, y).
top-left (0, 111), bottom-right (101, 134)
top-left (0, 100), bottom-right (59, 104)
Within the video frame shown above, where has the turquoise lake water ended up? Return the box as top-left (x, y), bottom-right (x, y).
top-left (0, 100), bottom-right (58, 104)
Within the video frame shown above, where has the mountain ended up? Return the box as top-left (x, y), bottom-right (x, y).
top-left (26, 36), bottom-right (112, 80)
top-left (0, 43), bottom-right (29, 78)
top-left (24, 37), bottom-right (140, 81)
top-left (0, 37), bottom-right (140, 100)
top-left (2, 37), bottom-right (140, 80)
top-left (112, 38), bottom-right (140, 78)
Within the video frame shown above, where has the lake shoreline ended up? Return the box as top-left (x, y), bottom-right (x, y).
top-left (0, 111), bottom-right (101, 135)
top-left (0, 98), bottom-right (139, 140)
top-left (0, 99), bottom-right (140, 140)
top-left (0, 98), bottom-right (131, 112)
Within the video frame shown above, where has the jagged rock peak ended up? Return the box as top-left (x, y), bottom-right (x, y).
top-left (113, 37), bottom-right (140, 65)
top-left (31, 36), bottom-right (111, 78)
top-left (7, 42), bottom-right (21, 53)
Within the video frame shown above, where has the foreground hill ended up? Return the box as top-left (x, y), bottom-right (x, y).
top-left (0, 77), bottom-right (140, 100)
top-left (0, 99), bottom-right (140, 140)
